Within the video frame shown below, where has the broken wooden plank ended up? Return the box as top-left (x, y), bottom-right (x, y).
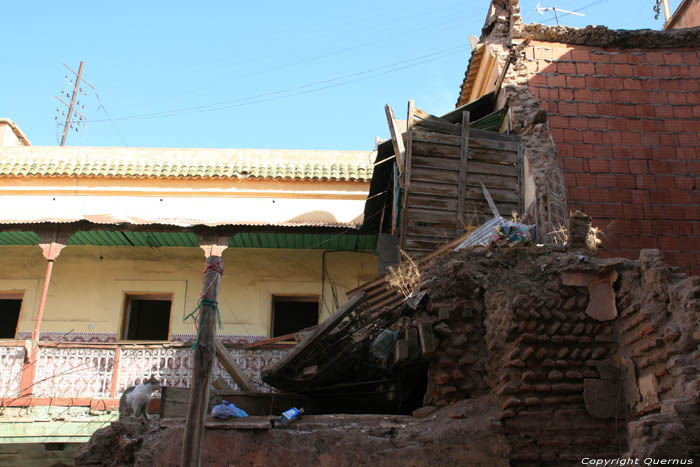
top-left (384, 104), bottom-right (406, 175)
top-left (261, 293), bottom-right (366, 381)
top-left (394, 339), bottom-right (409, 364)
top-left (215, 340), bottom-right (256, 393)
top-left (418, 323), bottom-right (437, 356)
top-left (302, 365), bottom-right (318, 378)
top-left (480, 181), bottom-right (501, 218)
top-left (244, 332), bottom-right (297, 349)
top-left (406, 327), bottom-right (421, 360)
top-left (458, 111), bottom-right (471, 228)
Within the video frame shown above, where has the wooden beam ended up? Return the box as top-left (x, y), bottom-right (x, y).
top-left (480, 181), bottom-right (501, 218)
top-left (384, 104), bottom-right (405, 176)
top-left (215, 340), bottom-right (256, 393)
top-left (181, 255), bottom-right (223, 467)
top-left (244, 332), bottom-right (297, 349)
top-left (457, 111), bottom-right (471, 230)
top-left (400, 100), bottom-right (416, 252)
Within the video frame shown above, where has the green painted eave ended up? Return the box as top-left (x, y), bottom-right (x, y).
top-left (0, 230), bottom-right (376, 252)
top-left (228, 232), bottom-right (376, 251)
top-left (0, 231), bottom-right (40, 245)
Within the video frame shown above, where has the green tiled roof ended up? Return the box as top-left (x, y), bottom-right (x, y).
top-left (0, 147), bottom-right (374, 182)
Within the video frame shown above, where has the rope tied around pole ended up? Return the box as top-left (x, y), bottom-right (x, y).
top-left (185, 259), bottom-right (224, 349)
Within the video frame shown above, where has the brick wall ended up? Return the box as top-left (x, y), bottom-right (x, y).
top-left (523, 41), bottom-right (700, 274)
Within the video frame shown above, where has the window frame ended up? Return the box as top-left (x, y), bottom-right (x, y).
top-left (269, 294), bottom-right (320, 338)
top-left (120, 292), bottom-right (173, 342)
top-left (0, 292), bottom-right (23, 340)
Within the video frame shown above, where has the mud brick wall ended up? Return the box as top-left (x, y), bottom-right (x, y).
top-left (521, 41), bottom-right (700, 274)
top-left (613, 249), bottom-right (700, 458)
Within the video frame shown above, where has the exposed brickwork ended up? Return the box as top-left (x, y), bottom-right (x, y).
top-left (520, 41), bottom-right (700, 274)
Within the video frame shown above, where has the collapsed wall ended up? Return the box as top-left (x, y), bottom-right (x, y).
top-left (77, 235), bottom-right (700, 466)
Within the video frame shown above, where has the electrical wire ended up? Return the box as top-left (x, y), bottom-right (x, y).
top-left (91, 44), bottom-right (468, 123)
top-left (94, 91), bottom-right (129, 147)
top-left (537, 0), bottom-right (611, 24)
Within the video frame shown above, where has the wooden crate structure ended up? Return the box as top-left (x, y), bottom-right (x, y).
top-left (390, 104), bottom-right (523, 259)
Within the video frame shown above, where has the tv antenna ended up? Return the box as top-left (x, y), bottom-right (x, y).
top-left (535, 2), bottom-right (586, 26)
top-left (55, 61), bottom-right (95, 145)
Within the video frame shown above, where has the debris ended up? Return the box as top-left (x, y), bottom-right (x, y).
top-left (370, 330), bottom-right (399, 365)
top-left (211, 400), bottom-right (248, 420)
top-left (489, 220), bottom-right (533, 247)
top-left (277, 407), bottom-right (304, 426)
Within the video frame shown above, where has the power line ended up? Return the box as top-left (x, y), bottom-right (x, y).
top-left (539, 0), bottom-right (610, 24)
top-left (91, 44), bottom-right (468, 123)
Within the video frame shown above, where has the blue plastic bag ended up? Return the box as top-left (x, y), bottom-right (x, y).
top-left (211, 400), bottom-right (248, 419)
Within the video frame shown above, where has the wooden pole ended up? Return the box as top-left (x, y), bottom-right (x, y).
top-left (181, 255), bottom-right (223, 467)
top-left (60, 61), bottom-right (84, 146)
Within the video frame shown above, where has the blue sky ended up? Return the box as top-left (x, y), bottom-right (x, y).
top-left (2, 0), bottom-right (680, 150)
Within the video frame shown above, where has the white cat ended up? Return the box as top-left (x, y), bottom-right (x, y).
top-left (119, 377), bottom-right (160, 421)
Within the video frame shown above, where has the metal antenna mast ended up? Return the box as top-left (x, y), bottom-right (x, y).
top-left (55, 61), bottom-right (93, 145)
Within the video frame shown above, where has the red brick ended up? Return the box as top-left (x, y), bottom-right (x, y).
top-left (610, 160), bottom-right (629, 173)
top-left (588, 118), bottom-right (608, 130)
top-left (576, 173), bottom-right (596, 186)
top-left (673, 106), bottom-right (693, 118)
top-left (663, 53), bottom-right (684, 65)
top-left (635, 64), bottom-right (652, 77)
top-left (577, 102), bottom-right (597, 114)
top-left (649, 161), bottom-right (670, 174)
top-left (671, 221), bottom-right (694, 235)
top-left (568, 186), bottom-right (590, 202)
top-left (557, 62), bottom-right (576, 74)
top-left (596, 174), bottom-right (616, 187)
top-left (590, 51), bottom-right (609, 63)
top-left (582, 131), bottom-right (603, 144)
top-left (690, 65), bottom-right (700, 78)
top-left (646, 52), bottom-right (664, 65)
top-left (675, 176), bottom-right (696, 190)
top-left (589, 188), bottom-right (610, 202)
top-left (530, 74), bottom-right (547, 86)
top-left (682, 52), bottom-right (700, 66)
top-left (574, 143), bottom-right (594, 157)
top-left (603, 204), bottom-right (626, 218)
top-left (650, 190), bottom-right (672, 203)
top-left (610, 189), bottom-right (632, 203)
top-left (685, 206), bottom-right (700, 220)
top-left (593, 144), bottom-right (613, 157)
top-left (643, 120), bottom-right (664, 131)
top-left (635, 104), bottom-right (654, 118)
top-left (574, 88), bottom-right (593, 101)
top-left (647, 91), bottom-right (668, 104)
top-left (654, 146), bottom-right (677, 159)
top-left (570, 116), bottom-right (589, 129)
top-left (612, 144), bottom-right (633, 159)
top-left (670, 66), bottom-right (691, 77)
top-left (567, 76), bottom-right (586, 88)
top-left (613, 64), bottom-right (634, 76)
top-left (628, 160), bottom-right (648, 174)
top-left (623, 78), bottom-right (642, 90)
top-left (627, 53), bottom-right (647, 64)
top-left (590, 89), bottom-right (611, 102)
top-left (549, 127), bottom-right (563, 141)
top-left (563, 157), bottom-right (584, 171)
top-left (636, 175), bottom-right (656, 189)
top-left (614, 104), bottom-right (636, 117)
top-left (654, 105), bottom-right (674, 118)
top-left (669, 190), bottom-right (691, 203)
top-left (576, 62), bottom-right (595, 74)
top-left (549, 115), bottom-right (569, 129)
top-left (668, 160), bottom-right (688, 174)
top-left (597, 103), bottom-right (616, 116)
top-left (617, 175), bottom-right (636, 188)
top-left (557, 143), bottom-right (574, 157)
top-left (548, 75), bottom-right (566, 87)
top-left (621, 132), bottom-right (641, 145)
top-left (632, 146), bottom-right (654, 160)
top-left (559, 88), bottom-right (574, 100)
top-left (655, 175), bottom-right (676, 189)
top-left (610, 53), bottom-right (628, 64)
top-left (640, 78), bottom-right (661, 91)
top-left (630, 190), bottom-right (650, 204)
top-left (664, 120), bottom-right (685, 132)
top-left (582, 203), bottom-right (605, 218)
top-left (559, 101), bottom-right (577, 114)
top-left (660, 133), bottom-right (679, 145)
top-left (667, 92), bottom-right (688, 104)
top-left (652, 66), bottom-right (672, 78)
top-left (661, 79), bottom-right (681, 90)
top-left (680, 79), bottom-right (700, 91)
top-left (588, 159), bottom-right (609, 172)
top-left (563, 129), bottom-right (582, 143)
top-left (571, 49), bottom-right (590, 61)
top-left (678, 133), bottom-right (698, 146)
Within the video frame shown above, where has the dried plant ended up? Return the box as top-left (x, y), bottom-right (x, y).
top-left (387, 250), bottom-right (421, 299)
top-left (548, 224), bottom-right (568, 245)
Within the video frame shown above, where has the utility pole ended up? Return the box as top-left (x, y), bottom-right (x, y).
top-left (55, 61), bottom-right (93, 145)
top-left (654, 0), bottom-right (671, 23)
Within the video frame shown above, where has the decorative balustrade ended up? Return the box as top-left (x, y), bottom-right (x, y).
top-left (0, 345), bottom-right (25, 398)
top-left (0, 342), bottom-right (288, 400)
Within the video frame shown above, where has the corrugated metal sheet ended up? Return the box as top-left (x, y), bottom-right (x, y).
top-left (1, 229), bottom-right (374, 251)
top-left (0, 231), bottom-right (39, 245)
top-left (229, 233), bottom-right (376, 251)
